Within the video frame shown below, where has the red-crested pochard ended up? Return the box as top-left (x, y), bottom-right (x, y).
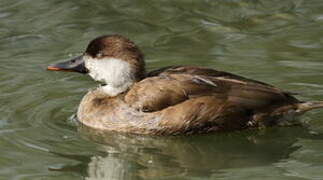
top-left (47, 35), bottom-right (323, 135)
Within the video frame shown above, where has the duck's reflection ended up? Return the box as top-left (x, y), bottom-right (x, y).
top-left (62, 125), bottom-right (320, 180)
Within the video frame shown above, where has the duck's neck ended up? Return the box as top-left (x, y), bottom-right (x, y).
top-left (100, 82), bottom-right (133, 97)
top-left (85, 57), bottom-right (144, 97)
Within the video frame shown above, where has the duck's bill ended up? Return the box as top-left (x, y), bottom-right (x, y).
top-left (47, 55), bottom-right (88, 73)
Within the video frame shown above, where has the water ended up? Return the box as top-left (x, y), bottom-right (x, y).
top-left (1, 0), bottom-right (323, 179)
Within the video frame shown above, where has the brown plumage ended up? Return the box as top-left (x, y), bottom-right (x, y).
top-left (48, 35), bottom-right (323, 135)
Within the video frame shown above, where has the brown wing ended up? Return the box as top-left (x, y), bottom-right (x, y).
top-left (125, 66), bottom-right (299, 112)
top-left (148, 66), bottom-right (276, 88)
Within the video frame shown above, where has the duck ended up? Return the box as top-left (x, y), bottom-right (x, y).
top-left (47, 34), bottom-right (323, 135)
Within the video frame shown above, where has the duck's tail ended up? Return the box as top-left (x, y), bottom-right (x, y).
top-left (296, 101), bottom-right (323, 113)
top-left (253, 101), bottom-right (323, 127)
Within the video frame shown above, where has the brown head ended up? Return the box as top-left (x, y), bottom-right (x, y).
top-left (47, 35), bottom-right (145, 96)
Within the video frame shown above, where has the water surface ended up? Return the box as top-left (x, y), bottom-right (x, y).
top-left (1, 0), bottom-right (323, 179)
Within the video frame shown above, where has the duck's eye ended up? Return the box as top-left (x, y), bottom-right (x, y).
top-left (71, 59), bottom-right (76, 63)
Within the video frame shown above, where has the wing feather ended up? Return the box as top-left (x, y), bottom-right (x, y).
top-left (125, 66), bottom-right (299, 112)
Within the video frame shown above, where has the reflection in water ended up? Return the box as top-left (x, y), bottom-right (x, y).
top-left (86, 155), bottom-right (138, 180)
top-left (49, 126), bottom-right (318, 180)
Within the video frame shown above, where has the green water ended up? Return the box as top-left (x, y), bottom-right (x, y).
top-left (1, 0), bottom-right (323, 179)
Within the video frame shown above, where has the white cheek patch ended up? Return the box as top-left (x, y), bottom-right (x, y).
top-left (84, 56), bottom-right (135, 96)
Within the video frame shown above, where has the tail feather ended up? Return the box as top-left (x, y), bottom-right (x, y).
top-left (296, 101), bottom-right (323, 113)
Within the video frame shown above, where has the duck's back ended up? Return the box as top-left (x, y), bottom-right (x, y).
top-left (126, 66), bottom-right (299, 112)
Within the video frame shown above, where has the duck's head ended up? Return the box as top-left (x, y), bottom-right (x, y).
top-left (47, 35), bottom-right (145, 96)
